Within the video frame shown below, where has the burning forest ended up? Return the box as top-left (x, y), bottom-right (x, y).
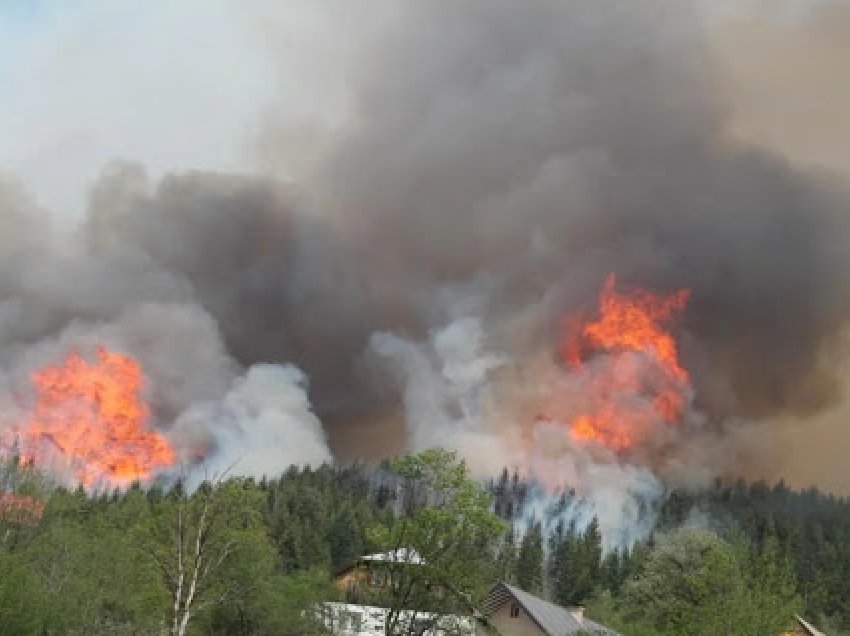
top-left (1, 0), bottom-right (850, 562)
top-left (556, 273), bottom-right (691, 453)
top-left (2, 346), bottom-right (174, 487)
top-left (3, 1), bottom-right (850, 633)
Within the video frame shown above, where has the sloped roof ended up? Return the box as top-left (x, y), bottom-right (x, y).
top-left (796, 615), bottom-right (826, 636)
top-left (334, 548), bottom-right (426, 577)
top-left (360, 548), bottom-right (424, 565)
top-left (482, 582), bottom-right (618, 636)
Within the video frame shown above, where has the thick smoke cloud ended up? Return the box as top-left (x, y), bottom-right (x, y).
top-left (84, 162), bottom-right (376, 416)
top-left (1, 0), bottom-right (850, 501)
top-left (309, 0), bottom-right (850, 423)
top-left (0, 170), bottom-right (334, 481)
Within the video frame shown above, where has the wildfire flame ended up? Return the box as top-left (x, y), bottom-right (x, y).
top-left (556, 274), bottom-right (691, 452)
top-left (8, 346), bottom-right (175, 487)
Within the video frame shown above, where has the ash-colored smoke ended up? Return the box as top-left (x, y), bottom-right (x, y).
top-left (171, 364), bottom-right (331, 488)
top-left (370, 315), bottom-right (683, 550)
top-left (308, 0), bottom-right (850, 424)
top-left (521, 465), bottom-right (663, 554)
top-left (1, 0), bottom-right (850, 501)
top-left (0, 170), bottom-right (333, 482)
top-left (370, 317), bottom-right (507, 460)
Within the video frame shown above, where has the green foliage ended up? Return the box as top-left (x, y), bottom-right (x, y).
top-left (591, 529), bottom-right (802, 636)
top-left (0, 550), bottom-right (54, 635)
top-left (549, 518), bottom-right (603, 606)
top-left (326, 505), bottom-right (363, 570)
top-left (654, 479), bottom-right (849, 630)
top-left (516, 521), bottom-right (544, 594)
top-left (623, 529), bottom-right (744, 634)
top-left (205, 568), bottom-right (333, 636)
top-left (0, 458), bottom-right (842, 635)
top-left (22, 487), bottom-right (167, 634)
top-left (365, 449), bottom-right (507, 633)
top-left (493, 530), bottom-right (518, 584)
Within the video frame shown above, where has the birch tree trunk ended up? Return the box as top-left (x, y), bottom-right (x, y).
top-left (141, 471), bottom-right (236, 636)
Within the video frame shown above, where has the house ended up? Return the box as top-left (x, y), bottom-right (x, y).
top-left (332, 553), bottom-right (619, 636)
top-left (334, 548), bottom-right (427, 597)
top-left (480, 582), bottom-right (619, 636)
top-left (327, 549), bottom-right (473, 634)
top-left (318, 602), bottom-right (476, 636)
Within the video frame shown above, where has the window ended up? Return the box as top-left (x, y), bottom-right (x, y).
top-left (339, 610), bottom-right (362, 633)
top-left (509, 603), bottom-right (520, 618)
top-left (369, 567), bottom-right (386, 587)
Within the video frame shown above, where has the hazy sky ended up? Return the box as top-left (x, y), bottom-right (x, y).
top-left (0, 0), bottom-right (844, 217)
top-left (0, 1), bottom-right (282, 218)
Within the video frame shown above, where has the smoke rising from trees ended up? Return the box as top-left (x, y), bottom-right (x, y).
top-left (1, 0), bottom-right (850, 499)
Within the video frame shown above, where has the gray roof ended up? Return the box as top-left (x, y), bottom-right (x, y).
top-left (796, 615), bottom-right (826, 636)
top-left (482, 582), bottom-right (619, 636)
top-left (360, 548), bottom-right (425, 565)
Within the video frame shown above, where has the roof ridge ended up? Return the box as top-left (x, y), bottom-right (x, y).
top-left (795, 614), bottom-right (826, 636)
top-left (484, 581), bottom-right (618, 635)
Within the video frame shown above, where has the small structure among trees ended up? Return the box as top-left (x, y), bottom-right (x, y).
top-left (317, 601), bottom-right (476, 636)
top-left (334, 548), bottom-right (427, 602)
top-left (481, 581), bottom-right (618, 635)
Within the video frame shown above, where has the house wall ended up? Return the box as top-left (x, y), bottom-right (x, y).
top-left (488, 600), bottom-right (546, 636)
top-left (320, 602), bottom-right (476, 636)
top-left (335, 565), bottom-right (368, 592)
top-left (335, 562), bottom-right (447, 598)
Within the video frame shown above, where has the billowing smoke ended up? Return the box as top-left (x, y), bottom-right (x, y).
top-left (171, 364), bottom-right (331, 487)
top-left (369, 315), bottom-right (667, 550)
top-left (315, 0), bottom-right (850, 544)
top-left (0, 170), bottom-right (334, 484)
top-left (308, 0), bottom-right (850, 423)
top-left (370, 317), bottom-right (507, 460)
top-left (2, 0), bottom-right (850, 542)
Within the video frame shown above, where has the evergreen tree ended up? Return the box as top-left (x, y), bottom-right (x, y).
top-left (326, 505), bottom-right (363, 570)
top-left (602, 548), bottom-right (624, 595)
top-left (495, 528), bottom-right (518, 583)
top-left (516, 521), bottom-right (544, 594)
top-left (583, 518), bottom-right (603, 588)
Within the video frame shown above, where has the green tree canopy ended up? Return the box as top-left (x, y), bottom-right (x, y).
top-left (366, 449), bottom-right (506, 634)
top-left (618, 528), bottom-right (800, 636)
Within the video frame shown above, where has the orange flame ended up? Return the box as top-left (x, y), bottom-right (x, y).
top-left (557, 274), bottom-right (690, 452)
top-left (11, 347), bottom-right (175, 487)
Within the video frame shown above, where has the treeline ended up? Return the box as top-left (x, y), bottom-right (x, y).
top-left (659, 479), bottom-right (850, 632)
top-left (488, 469), bottom-right (850, 634)
top-left (0, 456), bottom-right (848, 634)
top-left (0, 453), bottom-right (506, 635)
top-left (0, 460), bottom-right (392, 635)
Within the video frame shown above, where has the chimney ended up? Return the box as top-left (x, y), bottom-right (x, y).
top-left (569, 606), bottom-right (585, 624)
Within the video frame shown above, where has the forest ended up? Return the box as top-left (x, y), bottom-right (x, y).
top-left (0, 450), bottom-right (848, 635)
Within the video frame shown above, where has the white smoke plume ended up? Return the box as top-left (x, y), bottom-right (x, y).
top-left (171, 364), bottom-right (331, 488)
top-left (370, 317), bottom-right (506, 459)
top-left (372, 315), bottom-right (675, 550)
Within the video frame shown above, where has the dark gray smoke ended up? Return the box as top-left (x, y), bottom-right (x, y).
top-left (2, 0), bottom-right (850, 484)
top-left (306, 0), bottom-right (850, 423)
top-left (84, 162), bottom-right (378, 417)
